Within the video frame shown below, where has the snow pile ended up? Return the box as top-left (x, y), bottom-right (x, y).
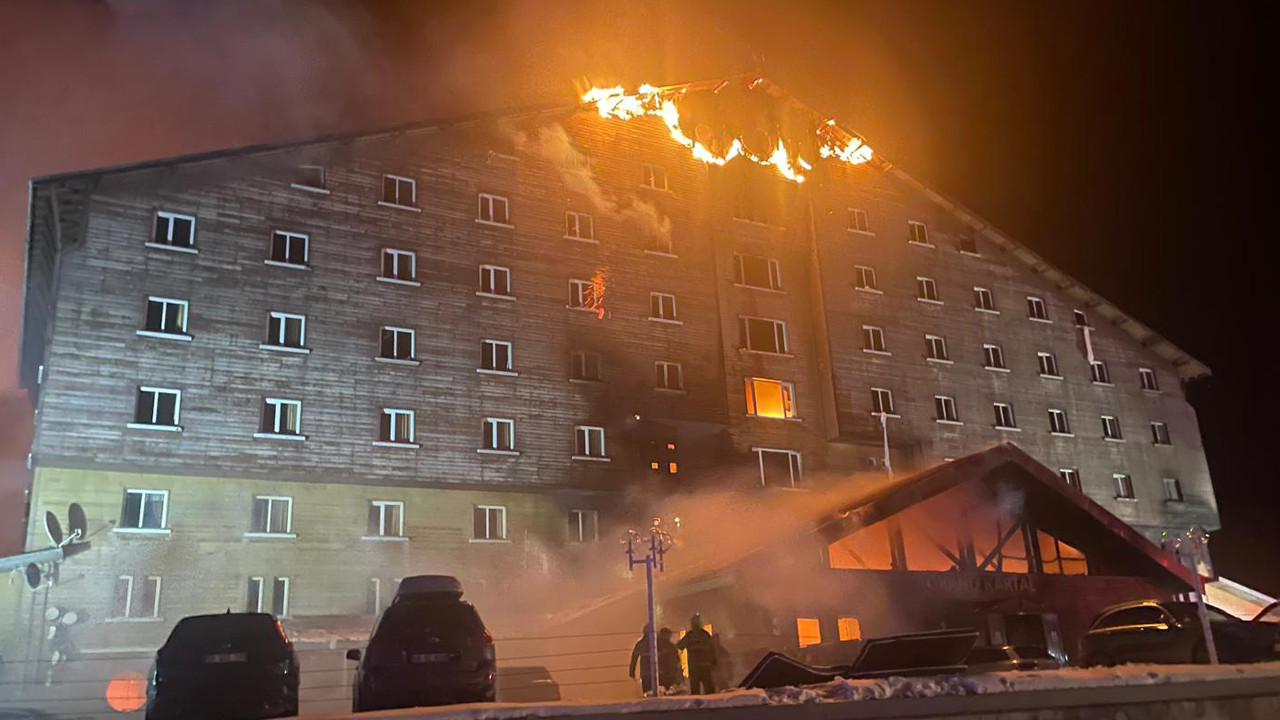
top-left (767, 674), bottom-right (982, 704)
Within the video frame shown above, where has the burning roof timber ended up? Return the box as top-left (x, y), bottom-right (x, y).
top-left (20, 74), bottom-right (1209, 398)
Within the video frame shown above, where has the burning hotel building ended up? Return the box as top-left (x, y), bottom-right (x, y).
top-left (13, 77), bottom-right (1217, 675)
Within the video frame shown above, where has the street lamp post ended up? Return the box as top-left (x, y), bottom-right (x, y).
top-left (1166, 526), bottom-right (1217, 664)
top-left (623, 522), bottom-right (673, 696)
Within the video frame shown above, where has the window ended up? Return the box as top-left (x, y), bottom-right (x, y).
top-left (381, 249), bottom-right (417, 283)
top-left (740, 317), bottom-right (789, 354)
top-left (907, 221), bottom-right (931, 246)
top-left (1048, 408), bottom-right (1071, 435)
top-left (482, 418), bottom-right (515, 452)
top-left (734, 254), bottom-right (782, 290)
top-left (259, 398), bottom-right (302, 437)
top-left (655, 361), bottom-right (684, 391)
top-left (646, 233), bottom-right (674, 255)
top-left (650, 292), bottom-right (678, 322)
top-left (480, 340), bottom-right (513, 373)
top-left (1139, 367), bottom-right (1160, 392)
top-left (1073, 310), bottom-right (1090, 327)
top-left (478, 265), bottom-right (511, 297)
top-left (958, 234), bottom-right (979, 254)
top-left (862, 325), bottom-right (887, 353)
top-left (565, 211), bottom-right (594, 240)
top-left (120, 489), bottom-right (168, 530)
top-left (848, 208), bottom-right (870, 233)
top-left (381, 174), bottom-right (416, 207)
top-left (265, 312), bottom-right (306, 349)
top-left (111, 576), bottom-right (161, 619)
top-left (757, 448), bottom-right (802, 487)
top-left (473, 505), bottom-right (507, 541)
top-left (745, 378), bottom-right (797, 419)
top-left (571, 351), bottom-right (603, 381)
top-left (111, 576), bottom-right (133, 619)
top-left (379, 326), bottom-right (416, 361)
top-left (1163, 478), bottom-right (1184, 503)
top-left (1151, 422), bottom-right (1172, 446)
top-left (934, 395), bottom-right (959, 423)
top-left (837, 617), bottom-right (863, 641)
top-left (982, 344), bottom-right (1007, 370)
top-left (870, 387), bottom-right (895, 415)
top-left (796, 618), bottom-right (822, 648)
top-left (1037, 352), bottom-right (1060, 377)
top-left (379, 408), bottom-right (416, 445)
top-left (568, 279), bottom-right (596, 310)
top-left (250, 496), bottom-right (293, 535)
top-left (916, 276), bottom-right (939, 302)
top-left (1113, 473), bottom-right (1135, 500)
top-left (1026, 296), bottom-right (1049, 321)
top-left (641, 163), bottom-right (668, 190)
top-left (574, 425), bottom-right (607, 458)
top-left (974, 287), bottom-right (996, 312)
top-left (925, 334), bottom-right (949, 362)
top-left (569, 509), bottom-right (599, 542)
top-left (367, 501), bottom-right (404, 538)
top-left (152, 211), bottom-right (195, 249)
top-left (1059, 468), bottom-right (1081, 490)
top-left (132, 387), bottom-right (181, 429)
top-left (143, 297), bottom-right (188, 336)
top-left (994, 403), bottom-right (1017, 429)
top-left (271, 577), bottom-right (290, 617)
top-left (246, 577), bottom-right (264, 613)
top-left (563, 147), bottom-right (591, 172)
top-left (294, 165), bottom-right (325, 191)
top-left (854, 265), bottom-right (879, 291)
top-left (366, 579), bottom-right (381, 615)
top-left (268, 230), bottom-right (309, 267)
top-left (1090, 360), bottom-right (1112, 384)
top-left (477, 193), bottom-right (511, 225)
top-left (1101, 415), bottom-right (1123, 440)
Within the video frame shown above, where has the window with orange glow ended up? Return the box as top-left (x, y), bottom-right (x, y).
top-left (796, 617), bottom-right (821, 647)
top-left (901, 522), bottom-right (960, 572)
top-left (973, 520), bottom-right (1030, 574)
top-left (745, 378), bottom-right (796, 419)
top-left (1038, 530), bottom-right (1088, 575)
top-left (828, 521), bottom-right (894, 570)
top-left (837, 617), bottom-right (862, 641)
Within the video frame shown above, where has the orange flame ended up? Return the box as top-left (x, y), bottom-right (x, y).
top-left (581, 82), bottom-right (872, 183)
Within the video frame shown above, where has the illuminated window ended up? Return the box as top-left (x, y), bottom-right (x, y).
top-left (367, 501), bottom-right (404, 538)
top-left (734, 254), bottom-right (782, 290)
top-left (1151, 422), bottom-right (1171, 446)
top-left (264, 312), bottom-right (306, 350)
top-left (1059, 467), bottom-right (1081, 489)
top-left (482, 418), bottom-right (516, 452)
top-left (935, 395), bottom-right (958, 423)
top-left (1026, 296), bottom-right (1049, 321)
top-left (854, 265), bottom-right (879, 292)
top-left (294, 165), bottom-right (325, 191)
top-left (570, 351), bottom-right (603, 381)
top-left (1113, 473), bottom-right (1135, 499)
top-left (152, 211), bottom-right (196, 250)
top-left (569, 509), bottom-right (599, 542)
top-left (655, 361), bottom-right (683, 391)
top-left (1139, 367), bottom-right (1160, 392)
top-left (474, 505), bottom-right (507, 541)
top-left (1101, 415), bottom-right (1123, 440)
top-left (259, 398), bottom-right (302, 437)
top-left (268, 230), bottom-right (309, 268)
top-left (862, 325), bottom-right (887, 353)
top-left (756, 448), bottom-right (802, 487)
top-left (1163, 477), bottom-right (1184, 502)
top-left (837, 617), bottom-right (862, 641)
top-left (925, 334), bottom-right (949, 361)
top-left (828, 520), bottom-right (894, 570)
top-left (1090, 360), bottom-right (1112, 384)
top-left (1038, 530), bottom-right (1088, 575)
top-left (916, 276), bottom-right (940, 302)
top-left (740, 316), bottom-right (788, 354)
top-left (565, 211), bottom-right (595, 240)
top-left (796, 618), bottom-right (822, 647)
top-left (378, 408), bottom-right (416, 446)
top-left (974, 287), bottom-right (997, 312)
top-left (641, 163), bottom-right (668, 190)
top-left (480, 340), bottom-right (513, 373)
top-left (744, 378), bottom-right (797, 419)
top-left (132, 387), bottom-right (181, 429)
top-left (993, 402), bottom-right (1017, 429)
top-left (982, 344), bottom-right (1007, 370)
top-left (142, 297), bottom-right (188, 337)
top-left (1038, 351), bottom-right (1060, 377)
top-left (870, 387), bottom-right (895, 415)
top-left (479, 264), bottom-right (512, 297)
top-left (476, 193), bottom-right (511, 226)
top-left (907, 221), bottom-right (931, 246)
top-left (649, 292), bottom-right (678, 322)
top-left (379, 326), bottom-right (416, 361)
top-left (381, 249), bottom-right (416, 283)
top-left (848, 208), bottom-right (870, 233)
top-left (1048, 408), bottom-right (1071, 435)
top-left (381, 174), bottom-right (416, 207)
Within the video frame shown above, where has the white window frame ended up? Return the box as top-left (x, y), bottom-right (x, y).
top-left (1113, 473), bottom-right (1136, 500)
top-left (854, 265), bottom-right (880, 293)
top-left (570, 350), bottom-right (603, 382)
top-left (292, 165), bottom-right (327, 193)
top-left (1059, 468), bottom-right (1081, 489)
top-left (266, 230), bottom-right (309, 269)
top-left (569, 509), bottom-right (599, 543)
top-left (1038, 351), bottom-right (1061, 378)
top-left (568, 278), bottom-right (595, 310)
top-left (375, 408), bottom-right (418, 448)
top-left (564, 211), bottom-right (595, 241)
top-left (573, 425), bottom-right (609, 460)
top-left (649, 292), bottom-right (679, 323)
top-left (150, 211), bottom-right (197, 252)
top-left (112, 576), bottom-right (134, 619)
top-left (476, 193), bottom-right (512, 227)
top-left (480, 417), bottom-right (517, 454)
top-left (1074, 310), bottom-right (1090, 327)
top-left (870, 387), bottom-right (896, 417)
top-left (934, 395), bottom-right (960, 424)
top-left (379, 325), bottom-right (417, 362)
top-left (1048, 408), bottom-right (1072, 436)
top-left (655, 361), bottom-right (684, 392)
top-left (366, 578), bottom-right (382, 614)
top-left (139, 296), bottom-right (190, 340)
top-left (479, 339), bottom-right (515, 375)
top-left (907, 220), bottom-right (932, 247)
top-left (754, 447), bottom-right (803, 488)
top-left (925, 334), bottom-right (950, 363)
top-left (256, 397), bottom-right (303, 440)
top-left (262, 311), bottom-right (307, 353)
top-left (129, 386), bottom-right (182, 431)
top-left (848, 208), bottom-right (872, 235)
top-left (473, 505), bottom-right (508, 542)
top-left (916, 276), bottom-right (941, 303)
top-left (641, 163), bottom-right (668, 190)
top-left (993, 402), bottom-right (1018, 430)
top-left (247, 577), bottom-right (265, 613)
top-left (1091, 360), bottom-right (1113, 385)
top-left (272, 577), bottom-right (290, 618)
top-left (1101, 415), bottom-right (1123, 441)
top-left (734, 254), bottom-right (783, 291)
top-left (1026, 296), bottom-right (1050, 322)
top-left (983, 343), bottom-right (1008, 371)
top-left (974, 286), bottom-right (998, 313)
top-left (1163, 477), bottom-right (1184, 503)
top-left (1139, 367), bottom-right (1160, 392)
top-left (478, 264), bottom-right (513, 299)
top-left (740, 316), bottom-right (789, 355)
top-left (380, 174), bottom-right (417, 209)
top-left (367, 500), bottom-right (405, 539)
top-left (117, 489), bottom-right (170, 533)
top-left (862, 325), bottom-right (888, 354)
top-left (139, 576), bottom-right (162, 619)
top-left (744, 378), bottom-right (799, 419)
top-left (1151, 421), bottom-right (1172, 446)
top-left (248, 495), bottom-right (294, 537)
top-left (380, 248), bottom-right (418, 285)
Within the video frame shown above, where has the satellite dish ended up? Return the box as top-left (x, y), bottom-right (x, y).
top-left (44, 511), bottom-right (63, 547)
top-left (25, 563), bottom-right (41, 589)
top-left (68, 503), bottom-right (87, 541)
top-left (45, 606), bottom-right (60, 622)
top-left (62, 610), bottom-right (78, 625)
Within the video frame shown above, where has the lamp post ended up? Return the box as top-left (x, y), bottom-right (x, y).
top-left (1166, 526), bottom-right (1217, 664)
top-left (623, 521), bottom-right (673, 695)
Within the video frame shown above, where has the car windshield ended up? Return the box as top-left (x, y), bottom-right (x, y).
top-left (166, 613), bottom-right (286, 651)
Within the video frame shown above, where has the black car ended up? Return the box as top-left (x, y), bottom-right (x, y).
top-left (347, 575), bottom-right (495, 711)
top-left (964, 645), bottom-right (1062, 673)
top-left (1079, 600), bottom-right (1278, 666)
top-left (146, 612), bottom-right (299, 720)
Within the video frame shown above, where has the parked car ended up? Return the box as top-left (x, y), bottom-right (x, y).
top-left (964, 645), bottom-right (1062, 673)
top-left (1079, 600), bottom-right (1278, 666)
top-left (145, 612), bottom-right (299, 720)
top-left (347, 575), bottom-right (495, 711)
top-left (1252, 601), bottom-right (1280, 656)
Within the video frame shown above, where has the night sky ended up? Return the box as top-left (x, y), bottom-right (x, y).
top-left (0, 2), bottom-right (1273, 593)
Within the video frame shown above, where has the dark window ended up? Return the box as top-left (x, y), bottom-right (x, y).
top-left (295, 165), bottom-right (325, 189)
top-left (734, 255), bottom-right (782, 290)
top-left (269, 231), bottom-right (308, 266)
top-left (759, 449), bottom-right (802, 487)
top-left (153, 212), bottom-right (195, 248)
top-left (144, 298), bottom-right (187, 334)
top-left (740, 317), bottom-right (788, 354)
top-left (571, 351), bottom-right (603, 381)
top-left (134, 388), bottom-right (180, 427)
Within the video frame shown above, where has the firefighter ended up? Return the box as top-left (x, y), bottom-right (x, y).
top-left (628, 625), bottom-right (655, 694)
top-left (657, 627), bottom-right (682, 692)
top-left (677, 614), bottom-right (716, 695)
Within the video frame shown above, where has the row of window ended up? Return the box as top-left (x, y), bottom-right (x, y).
top-left (1058, 469), bottom-right (1185, 504)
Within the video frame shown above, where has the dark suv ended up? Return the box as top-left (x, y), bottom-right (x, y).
top-left (1079, 600), bottom-right (1278, 666)
top-left (347, 575), bottom-right (495, 710)
top-left (146, 612), bottom-right (299, 720)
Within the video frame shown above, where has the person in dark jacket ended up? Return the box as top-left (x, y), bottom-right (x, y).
top-left (677, 614), bottom-right (716, 695)
top-left (657, 627), bottom-right (682, 691)
top-left (628, 626), bottom-right (654, 694)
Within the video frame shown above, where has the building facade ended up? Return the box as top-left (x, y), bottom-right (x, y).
top-left (15, 78), bottom-right (1217, 654)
